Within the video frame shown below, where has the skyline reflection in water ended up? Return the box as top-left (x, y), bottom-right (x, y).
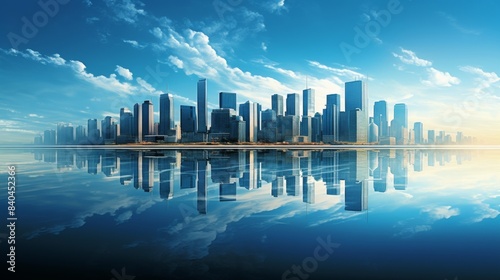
top-left (1, 148), bottom-right (499, 280)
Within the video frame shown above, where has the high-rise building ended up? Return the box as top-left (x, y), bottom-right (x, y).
top-left (322, 94), bottom-right (341, 142)
top-left (302, 88), bottom-right (315, 117)
top-left (43, 130), bottom-right (56, 145)
top-left (261, 109), bottom-right (277, 142)
top-left (374, 100), bottom-right (388, 137)
top-left (428, 130), bottom-right (435, 145)
top-left (75, 125), bottom-right (86, 143)
top-left (286, 93), bottom-right (300, 116)
top-left (57, 123), bottom-right (74, 145)
top-left (414, 122), bottom-right (424, 144)
top-left (368, 118), bottom-right (379, 143)
top-left (87, 119), bottom-right (99, 144)
top-left (159, 93), bottom-right (174, 135)
top-left (219, 92), bottom-right (237, 111)
top-left (101, 116), bottom-right (115, 140)
top-left (239, 101), bottom-right (258, 142)
top-left (345, 80), bottom-right (368, 143)
top-left (311, 113), bottom-right (322, 143)
top-left (180, 105), bottom-right (197, 133)
top-left (271, 94), bottom-right (284, 116)
top-left (394, 103), bottom-right (408, 128)
top-left (133, 103), bottom-right (142, 142)
top-left (197, 78), bottom-right (208, 133)
top-left (142, 100), bottom-right (154, 136)
top-left (120, 108), bottom-right (133, 137)
top-left (211, 108), bottom-right (235, 134)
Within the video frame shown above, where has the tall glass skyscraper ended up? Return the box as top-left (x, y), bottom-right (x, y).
top-left (159, 93), bottom-right (174, 135)
top-left (239, 101), bottom-right (258, 142)
top-left (345, 80), bottom-right (368, 143)
top-left (286, 93), bottom-right (300, 116)
top-left (394, 103), bottom-right (408, 128)
top-left (302, 88), bottom-right (315, 117)
top-left (133, 103), bottom-right (142, 142)
top-left (373, 100), bottom-right (388, 137)
top-left (180, 105), bottom-right (197, 133)
top-left (414, 122), bottom-right (424, 144)
top-left (322, 94), bottom-right (340, 141)
top-left (142, 100), bottom-right (154, 136)
top-left (271, 94), bottom-right (284, 116)
top-left (219, 92), bottom-right (237, 111)
top-left (197, 78), bottom-right (208, 133)
top-left (120, 108), bottom-right (133, 137)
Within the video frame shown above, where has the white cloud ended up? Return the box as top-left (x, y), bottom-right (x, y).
top-left (422, 67), bottom-right (460, 87)
top-left (103, 0), bottom-right (145, 24)
top-left (168, 55), bottom-right (184, 69)
top-left (28, 114), bottom-right (44, 118)
top-left (261, 42), bottom-right (268, 52)
top-left (123, 39), bottom-right (144, 48)
top-left (269, 0), bottom-right (287, 13)
top-left (460, 66), bottom-right (500, 93)
top-left (422, 206), bottom-right (460, 220)
top-left (308, 60), bottom-right (369, 81)
top-left (393, 48), bottom-right (432, 67)
top-left (115, 65), bottom-right (133, 80)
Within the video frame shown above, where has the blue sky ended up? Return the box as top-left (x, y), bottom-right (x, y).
top-left (1, 0), bottom-right (499, 144)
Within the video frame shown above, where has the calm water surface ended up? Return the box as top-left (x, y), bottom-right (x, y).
top-left (1, 148), bottom-right (499, 280)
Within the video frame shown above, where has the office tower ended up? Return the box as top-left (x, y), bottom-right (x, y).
top-left (286, 93), bottom-right (300, 116)
top-left (414, 122), bottom-right (424, 144)
top-left (428, 130), bottom-right (435, 145)
top-left (271, 94), bottom-right (284, 116)
top-left (239, 101), bottom-right (258, 142)
top-left (211, 108), bottom-right (235, 134)
top-left (394, 103), bottom-right (408, 128)
top-left (180, 105), bottom-right (197, 133)
top-left (230, 115), bottom-right (246, 142)
top-left (141, 100), bottom-right (154, 136)
top-left (345, 80), bottom-right (368, 143)
top-left (87, 119), bottom-right (99, 144)
top-left (120, 108), bottom-right (133, 137)
top-left (374, 100), bottom-right (388, 137)
top-left (219, 92), bottom-right (237, 111)
top-left (133, 103), bottom-right (142, 142)
top-left (256, 103), bottom-right (262, 132)
top-left (34, 135), bottom-right (42, 144)
top-left (322, 94), bottom-right (341, 142)
top-left (197, 78), bottom-right (208, 133)
top-left (300, 116), bottom-right (312, 140)
top-left (261, 109), bottom-right (277, 142)
top-left (456, 132), bottom-right (463, 144)
top-left (75, 125), bottom-right (86, 143)
top-left (368, 118), bottom-right (379, 143)
top-left (101, 116), bottom-right (114, 140)
top-left (159, 93), bottom-right (174, 135)
top-left (43, 130), bottom-right (56, 145)
top-left (437, 131), bottom-right (446, 144)
top-left (303, 88), bottom-right (315, 117)
top-left (57, 123), bottom-right (74, 145)
top-left (311, 113), bottom-right (322, 143)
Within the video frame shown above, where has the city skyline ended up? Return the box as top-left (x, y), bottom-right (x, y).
top-left (1, 1), bottom-right (500, 144)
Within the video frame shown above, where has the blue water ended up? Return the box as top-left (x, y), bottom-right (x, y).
top-left (1, 148), bottom-right (499, 279)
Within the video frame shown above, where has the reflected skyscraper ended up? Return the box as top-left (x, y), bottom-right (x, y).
top-left (142, 156), bottom-right (154, 192)
top-left (159, 157), bottom-right (176, 200)
top-left (133, 151), bottom-right (143, 189)
top-left (181, 158), bottom-right (197, 189)
top-left (197, 160), bottom-right (208, 214)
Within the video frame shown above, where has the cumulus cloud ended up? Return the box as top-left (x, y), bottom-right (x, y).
top-left (422, 206), bottom-right (460, 220)
top-left (393, 48), bottom-right (432, 67)
top-left (103, 0), bottom-right (145, 24)
top-left (115, 65), bottom-right (133, 80)
top-left (422, 67), bottom-right (461, 87)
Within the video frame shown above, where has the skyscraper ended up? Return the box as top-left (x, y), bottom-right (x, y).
top-left (197, 78), bottom-right (208, 133)
top-left (43, 129), bottom-right (56, 145)
top-left (159, 93), bottom-right (174, 135)
top-left (345, 80), bottom-right (368, 143)
top-left (393, 103), bottom-right (408, 144)
top-left (394, 103), bottom-right (408, 128)
top-left (142, 100), bottom-right (154, 136)
top-left (101, 116), bottom-right (114, 140)
top-left (87, 119), bottom-right (99, 144)
top-left (322, 94), bottom-right (340, 142)
top-left (239, 101), bottom-right (258, 142)
top-left (120, 108), bottom-right (133, 137)
top-left (180, 105), bottom-right (197, 133)
top-left (428, 130), bottom-right (435, 145)
top-left (373, 100), bottom-right (388, 137)
top-left (286, 93), bottom-right (300, 116)
top-left (302, 88), bottom-right (315, 117)
top-left (414, 122), bottom-right (424, 144)
top-left (133, 103), bottom-right (142, 142)
top-left (219, 92), bottom-right (237, 111)
top-left (271, 94), bottom-right (284, 116)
